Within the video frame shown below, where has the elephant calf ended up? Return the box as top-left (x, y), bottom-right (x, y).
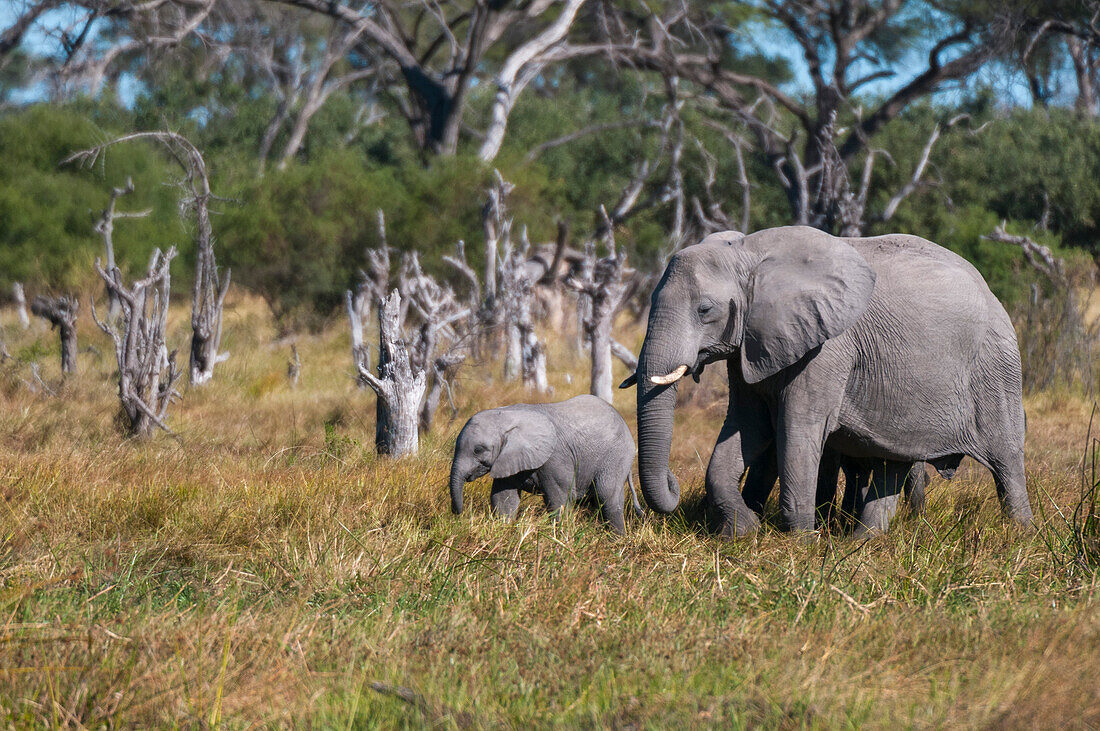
top-left (449, 395), bottom-right (641, 533)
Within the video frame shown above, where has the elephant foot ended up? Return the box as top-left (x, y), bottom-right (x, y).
top-left (604, 509), bottom-right (626, 535)
top-left (715, 508), bottom-right (761, 539)
top-left (851, 522), bottom-right (887, 540)
top-left (1004, 508), bottom-right (1035, 530)
top-left (783, 511), bottom-right (816, 533)
top-left (1003, 500), bottom-right (1034, 525)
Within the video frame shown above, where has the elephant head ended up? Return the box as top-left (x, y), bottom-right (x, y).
top-left (450, 407), bottom-right (555, 514)
top-left (625, 227), bottom-right (876, 513)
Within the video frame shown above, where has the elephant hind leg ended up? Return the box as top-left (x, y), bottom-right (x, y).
top-left (593, 471), bottom-right (629, 534)
top-left (853, 461), bottom-right (907, 538)
top-left (988, 450), bottom-right (1033, 525)
top-left (903, 463), bottom-right (929, 517)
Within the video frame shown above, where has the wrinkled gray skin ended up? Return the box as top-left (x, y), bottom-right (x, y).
top-left (631, 226), bottom-right (1031, 536)
top-left (449, 395), bottom-right (642, 533)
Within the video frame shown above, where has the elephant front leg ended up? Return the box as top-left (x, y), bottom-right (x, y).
top-left (776, 423), bottom-right (827, 533)
top-left (706, 424), bottom-right (773, 538)
top-left (490, 478), bottom-right (521, 522)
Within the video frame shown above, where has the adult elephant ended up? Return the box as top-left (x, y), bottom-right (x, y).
top-left (627, 226), bottom-right (1031, 536)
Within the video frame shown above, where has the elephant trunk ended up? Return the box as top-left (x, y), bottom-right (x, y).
top-left (635, 315), bottom-right (693, 514)
top-left (637, 380), bottom-right (682, 513)
top-left (450, 460), bottom-right (466, 514)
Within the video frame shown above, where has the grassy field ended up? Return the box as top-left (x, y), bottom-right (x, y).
top-left (1, 294), bottom-right (1099, 728)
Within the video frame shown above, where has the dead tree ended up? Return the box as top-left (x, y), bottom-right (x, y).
top-left (358, 289), bottom-right (426, 457)
top-left (566, 209), bottom-right (629, 403)
top-left (346, 289), bottom-right (371, 387)
top-left (596, 1), bottom-right (1005, 236)
top-left (984, 224), bottom-right (1095, 391)
top-left (93, 177), bottom-right (150, 320)
top-left (482, 171), bottom-right (512, 319)
top-left (270, 0), bottom-right (594, 160)
top-left (442, 239), bottom-right (483, 345)
top-left (92, 248), bottom-right (181, 438)
top-left (498, 228), bottom-right (549, 391)
top-left (64, 131), bottom-right (230, 386)
top-left (30, 295), bottom-right (79, 374)
top-left (399, 252), bottom-right (471, 431)
top-left (13, 283), bottom-right (29, 330)
top-left (287, 345), bottom-right (301, 388)
top-left (347, 210), bottom-right (393, 385)
top-left (479, 172), bottom-right (549, 390)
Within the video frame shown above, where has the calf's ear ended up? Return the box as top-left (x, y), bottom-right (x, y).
top-left (491, 411), bottom-right (555, 478)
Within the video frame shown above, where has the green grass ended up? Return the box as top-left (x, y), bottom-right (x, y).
top-left (1, 295), bottom-right (1098, 727)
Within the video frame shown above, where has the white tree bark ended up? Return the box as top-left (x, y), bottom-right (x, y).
top-left (478, 0), bottom-right (587, 163)
top-left (63, 131), bottom-right (230, 386)
top-left (358, 290), bottom-right (427, 457)
top-left (92, 248), bottom-right (181, 438)
top-left (93, 177), bottom-right (150, 320)
top-left (13, 283), bottom-right (29, 330)
top-left (566, 209), bottom-right (629, 403)
top-left (347, 289), bottom-right (371, 386)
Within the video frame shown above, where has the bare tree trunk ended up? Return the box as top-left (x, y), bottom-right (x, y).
top-left (590, 317), bottom-right (614, 402)
top-left (287, 344), bottom-right (301, 388)
top-left (347, 210), bottom-right (394, 388)
top-left (477, 0), bottom-right (587, 163)
top-left (1068, 37), bottom-right (1098, 117)
top-left (93, 177), bottom-right (149, 321)
top-left (63, 131), bottom-right (230, 386)
top-left (505, 321), bottom-right (523, 380)
top-left (31, 295), bottom-right (79, 374)
top-left (420, 352), bottom-right (464, 432)
top-left (496, 229), bottom-right (548, 391)
top-left (92, 248), bottom-right (181, 438)
top-left (358, 290), bottom-right (426, 457)
top-left (347, 289), bottom-right (371, 386)
top-left (13, 283), bottom-right (29, 330)
top-left (523, 330), bottom-right (549, 393)
top-left (566, 210), bottom-right (628, 403)
top-left (482, 172), bottom-right (511, 319)
top-left (189, 177), bottom-right (231, 385)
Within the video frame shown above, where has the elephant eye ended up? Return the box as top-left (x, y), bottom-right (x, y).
top-left (474, 445), bottom-right (487, 455)
top-left (697, 302), bottom-right (714, 316)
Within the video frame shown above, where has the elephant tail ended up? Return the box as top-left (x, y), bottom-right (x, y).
top-left (627, 473), bottom-right (645, 517)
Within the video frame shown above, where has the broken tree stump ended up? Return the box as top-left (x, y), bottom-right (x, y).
top-left (31, 294), bottom-right (80, 374)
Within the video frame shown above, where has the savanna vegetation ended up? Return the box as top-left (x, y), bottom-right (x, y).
top-left (3, 0), bottom-right (1100, 726)
top-left (2, 297), bottom-right (1099, 726)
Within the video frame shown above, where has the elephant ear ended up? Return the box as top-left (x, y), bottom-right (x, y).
top-left (491, 410), bottom-right (556, 478)
top-left (740, 230), bottom-right (875, 384)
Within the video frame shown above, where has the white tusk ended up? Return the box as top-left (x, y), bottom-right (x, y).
top-left (649, 365), bottom-right (689, 385)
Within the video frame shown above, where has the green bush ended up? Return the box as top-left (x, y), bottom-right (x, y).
top-left (216, 151), bottom-right (567, 331)
top-left (0, 105), bottom-right (182, 293)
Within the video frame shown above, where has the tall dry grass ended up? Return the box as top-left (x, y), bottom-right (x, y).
top-left (1, 294), bottom-right (1098, 727)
